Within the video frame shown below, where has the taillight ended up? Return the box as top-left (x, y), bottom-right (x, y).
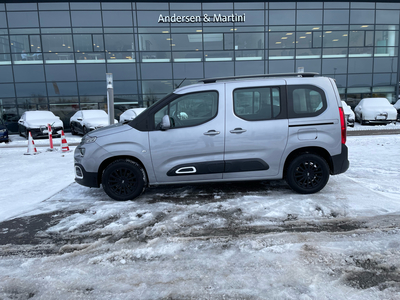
top-left (339, 107), bottom-right (346, 144)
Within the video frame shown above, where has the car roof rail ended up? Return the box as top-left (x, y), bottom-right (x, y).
top-left (199, 72), bottom-right (320, 84)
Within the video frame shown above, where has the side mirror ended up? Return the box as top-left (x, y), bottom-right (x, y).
top-left (160, 115), bottom-right (171, 130)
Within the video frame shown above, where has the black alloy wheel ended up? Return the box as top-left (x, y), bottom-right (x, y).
top-left (286, 153), bottom-right (329, 194)
top-left (102, 159), bottom-right (147, 201)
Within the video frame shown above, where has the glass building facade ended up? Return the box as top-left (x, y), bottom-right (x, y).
top-left (0, 1), bottom-right (399, 132)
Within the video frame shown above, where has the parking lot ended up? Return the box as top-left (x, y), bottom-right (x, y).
top-left (0, 133), bottom-right (400, 299)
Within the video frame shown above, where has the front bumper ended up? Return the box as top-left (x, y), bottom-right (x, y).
top-left (74, 163), bottom-right (100, 188)
top-left (0, 133), bottom-right (8, 142)
top-left (29, 126), bottom-right (63, 138)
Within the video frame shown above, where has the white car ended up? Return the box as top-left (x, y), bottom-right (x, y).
top-left (119, 108), bottom-right (146, 123)
top-left (70, 110), bottom-right (117, 135)
top-left (341, 101), bottom-right (355, 127)
top-left (18, 111), bottom-right (64, 139)
top-left (394, 99), bottom-right (400, 121)
top-left (354, 98), bottom-right (397, 125)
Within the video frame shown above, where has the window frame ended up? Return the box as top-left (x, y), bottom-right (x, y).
top-left (152, 90), bottom-right (219, 130)
top-left (287, 84), bottom-right (327, 119)
top-left (232, 85), bottom-right (286, 121)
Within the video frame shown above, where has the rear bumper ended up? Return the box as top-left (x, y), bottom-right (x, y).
top-left (74, 163), bottom-right (100, 188)
top-left (331, 144), bottom-right (349, 175)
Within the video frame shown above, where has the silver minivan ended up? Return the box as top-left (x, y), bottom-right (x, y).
top-left (74, 73), bottom-right (349, 201)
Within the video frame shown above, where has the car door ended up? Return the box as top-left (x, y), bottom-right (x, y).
top-left (148, 87), bottom-right (225, 184)
top-left (223, 80), bottom-right (289, 179)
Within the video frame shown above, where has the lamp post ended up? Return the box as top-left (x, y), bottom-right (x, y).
top-left (106, 73), bottom-right (114, 125)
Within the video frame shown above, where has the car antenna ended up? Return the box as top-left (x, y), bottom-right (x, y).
top-left (175, 78), bottom-right (186, 89)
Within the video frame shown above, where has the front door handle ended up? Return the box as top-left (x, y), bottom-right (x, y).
top-left (230, 128), bottom-right (247, 134)
top-left (204, 130), bottom-right (220, 136)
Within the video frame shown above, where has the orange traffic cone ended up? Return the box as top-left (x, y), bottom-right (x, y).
top-left (61, 130), bottom-right (70, 152)
top-left (24, 131), bottom-right (38, 155)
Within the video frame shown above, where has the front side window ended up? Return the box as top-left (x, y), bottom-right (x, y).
top-left (233, 87), bottom-right (281, 121)
top-left (154, 91), bottom-right (218, 129)
top-left (288, 85), bottom-right (327, 118)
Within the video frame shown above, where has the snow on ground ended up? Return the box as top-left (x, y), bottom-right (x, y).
top-left (0, 134), bottom-right (400, 299)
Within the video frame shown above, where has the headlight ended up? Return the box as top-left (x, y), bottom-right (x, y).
top-left (82, 135), bottom-right (97, 144)
top-left (0, 129), bottom-right (6, 133)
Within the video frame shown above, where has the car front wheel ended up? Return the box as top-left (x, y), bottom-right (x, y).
top-left (286, 153), bottom-right (330, 194)
top-left (102, 159), bottom-right (147, 201)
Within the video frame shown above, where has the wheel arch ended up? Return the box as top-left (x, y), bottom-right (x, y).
top-left (97, 155), bottom-right (149, 187)
top-left (283, 147), bottom-right (333, 177)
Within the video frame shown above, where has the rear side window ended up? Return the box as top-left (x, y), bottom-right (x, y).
top-left (233, 86), bottom-right (281, 121)
top-left (288, 85), bottom-right (327, 118)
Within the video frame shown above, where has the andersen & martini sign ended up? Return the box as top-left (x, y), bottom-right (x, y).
top-left (158, 13), bottom-right (246, 23)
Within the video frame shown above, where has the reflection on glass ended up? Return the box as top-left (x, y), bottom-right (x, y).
top-left (104, 34), bottom-right (134, 51)
top-left (107, 51), bottom-right (136, 63)
top-left (43, 52), bottom-right (74, 64)
top-left (323, 31), bottom-right (348, 48)
top-left (269, 49), bottom-right (295, 59)
top-left (74, 34), bottom-right (104, 52)
top-left (203, 33), bottom-right (233, 50)
top-left (269, 32), bottom-right (295, 49)
top-left (42, 35), bottom-right (73, 52)
top-left (322, 48), bottom-right (348, 58)
top-left (171, 34), bottom-right (203, 51)
top-left (235, 33), bottom-right (264, 49)
top-left (205, 51), bottom-right (233, 61)
top-left (12, 53), bottom-right (43, 64)
top-left (375, 47), bottom-right (398, 57)
top-left (172, 51), bottom-right (202, 62)
top-left (140, 51), bottom-right (170, 62)
top-left (142, 80), bottom-right (173, 96)
top-left (296, 49), bottom-right (321, 59)
top-left (349, 47), bottom-right (373, 57)
top-left (0, 53), bottom-right (11, 65)
top-left (139, 34), bottom-right (171, 51)
top-left (76, 52), bottom-right (105, 63)
top-left (236, 50), bottom-right (263, 60)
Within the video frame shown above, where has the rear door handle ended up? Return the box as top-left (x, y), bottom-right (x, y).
top-left (204, 130), bottom-right (220, 136)
top-left (230, 128), bottom-right (247, 134)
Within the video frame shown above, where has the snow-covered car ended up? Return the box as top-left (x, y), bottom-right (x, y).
top-left (394, 100), bottom-right (400, 121)
top-left (341, 101), bottom-right (355, 127)
top-left (70, 110), bottom-right (117, 135)
top-left (0, 118), bottom-right (9, 143)
top-left (354, 98), bottom-right (397, 125)
top-left (18, 111), bottom-right (64, 139)
top-left (119, 108), bottom-right (146, 123)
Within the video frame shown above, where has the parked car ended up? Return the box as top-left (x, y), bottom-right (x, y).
top-left (354, 98), bottom-right (397, 125)
top-left (18, 111), bottom-right (64, 139)
top-left (119, 108), bottom-right (147, 123)
top-left (74, 73), bottom-right (349, 201)
top-left (0, 119), bottom-right (9, 143)
top-left (70, 110), bottom-right (117, 135)
top-left (394, 99), bottom-right (400, 121)
top-left (341, 101), bottom-right (355, 127)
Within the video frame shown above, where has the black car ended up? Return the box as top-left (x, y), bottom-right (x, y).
top-left (0, 119), bottom-right (9, 143)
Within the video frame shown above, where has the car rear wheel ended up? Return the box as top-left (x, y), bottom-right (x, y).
top-left (286, 153), bottom-right (329, 194)
top-left (102, 159), bottom-right (147, 201)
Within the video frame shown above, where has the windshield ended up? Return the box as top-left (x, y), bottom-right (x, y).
top-left (26, 111), bottom-right (56, 120)
top-left (82, 110), bottom-right (108, 118)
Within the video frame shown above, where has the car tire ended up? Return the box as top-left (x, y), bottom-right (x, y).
top-left (70, 124), bottom-right (77, 135)
top-left (83, 126), bottom-right (89, 135)
top-left (285, 153), bottom-right (330, 194)
top-left (102, 159), bottom-right (147, 201)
